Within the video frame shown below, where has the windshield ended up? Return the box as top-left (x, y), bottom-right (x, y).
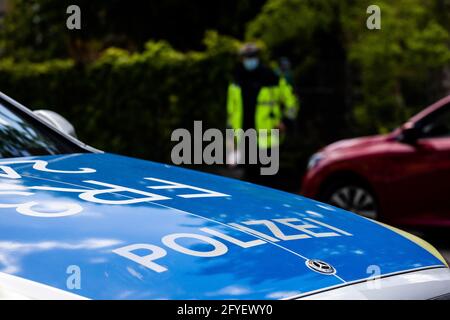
top-left (0, 98), bottom-right (86, 158)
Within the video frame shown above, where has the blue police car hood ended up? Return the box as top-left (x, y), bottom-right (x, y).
top-left (0, 153), bottom-right (445, 299)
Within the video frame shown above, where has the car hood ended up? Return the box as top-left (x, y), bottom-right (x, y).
top-left (0, 153), bottom-right (445, 299)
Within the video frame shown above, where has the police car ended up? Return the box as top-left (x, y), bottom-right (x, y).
top-left (0, 91), bottom-right (449, 300)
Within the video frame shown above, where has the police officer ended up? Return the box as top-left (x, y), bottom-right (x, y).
top-left (227, 43), bottom-right (299, 183)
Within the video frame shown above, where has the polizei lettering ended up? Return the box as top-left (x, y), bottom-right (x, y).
top-left (113, 217), bottom-right (352, 273)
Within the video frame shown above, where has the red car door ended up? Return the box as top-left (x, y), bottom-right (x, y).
top-left (385, 102), bottom-right (450, 227)
top-left (415, 104), bottom-right (450, 224)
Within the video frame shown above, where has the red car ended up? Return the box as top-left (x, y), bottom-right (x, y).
top-left (301, 95), bottom-right (450, 228)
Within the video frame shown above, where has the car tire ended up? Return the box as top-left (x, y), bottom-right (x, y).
top-left (319, 179), bottom-right (379, 220)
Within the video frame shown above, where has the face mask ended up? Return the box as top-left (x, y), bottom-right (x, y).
top-left (243, 58), bottom-right (259, 71)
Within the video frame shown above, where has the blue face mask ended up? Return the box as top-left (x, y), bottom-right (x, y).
top-left (243, 58), bottom-right (259, 71)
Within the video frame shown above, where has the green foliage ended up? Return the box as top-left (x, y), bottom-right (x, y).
top-left (247, 0), bottom-right (450, 135)
top-left (0, 0), bottom-right (262, 61)
top-left (246, 0), bottom-right (336, 46)
top-left (0, 32), bottom-right (240, 163)
top-left (1, 0), bottom-right (449, 185)
top-left (0, 0), bottom-right (69, 61)
top-left (345, 0), bottom-right (450, 132)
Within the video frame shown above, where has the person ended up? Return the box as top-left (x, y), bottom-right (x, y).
top-left (226, 43), bottom-right (299, 184)
top-left (276, 56), bottom-right (298, 134)
top-left (277, 57), bottom-right (295, 87)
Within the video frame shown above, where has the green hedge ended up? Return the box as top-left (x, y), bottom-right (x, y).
top-left (0, 32), bottom-right (240, 163)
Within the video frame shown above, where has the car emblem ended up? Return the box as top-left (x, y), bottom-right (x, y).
top-left (306, 259), bottom-right (336, 275)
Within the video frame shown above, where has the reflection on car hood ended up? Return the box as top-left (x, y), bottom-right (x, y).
top-left (323, 135), bottom-right (389, 153)
top-left (0, 153), bottom-right (445, 299)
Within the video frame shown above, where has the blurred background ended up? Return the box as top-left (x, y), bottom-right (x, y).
top-left (0, 0), bottom-right (449, 253)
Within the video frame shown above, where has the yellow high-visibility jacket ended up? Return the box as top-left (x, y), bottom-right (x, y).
top-left (227, 77), bottom-right (299, 148)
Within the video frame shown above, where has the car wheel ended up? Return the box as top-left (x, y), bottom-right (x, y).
top-left (320, 180), bottom-right (379, 219)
